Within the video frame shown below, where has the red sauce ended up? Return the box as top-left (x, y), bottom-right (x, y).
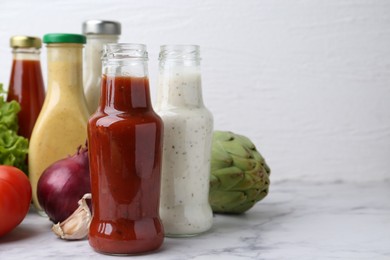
top-left (7, 59), bottom-right (45, 140)
top-left (88, 75), bottom-right (164, 255)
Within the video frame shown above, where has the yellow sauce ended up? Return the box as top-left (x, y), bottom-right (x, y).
top-left (29, 43), bottom-right (89, 212)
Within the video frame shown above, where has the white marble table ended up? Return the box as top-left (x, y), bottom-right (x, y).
top-left (1, 180), bottom-right (389, 259)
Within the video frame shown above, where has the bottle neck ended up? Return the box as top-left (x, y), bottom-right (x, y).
top-left (46, 44), bottom-right (84, 97)
top-left (157, 59), bottom-right (204, 109)
top-left (100, 44), bottom-right (152, 112)
top-left (84, 35), bottom-right (119, 78)
top-left (101, 74), bottom-right (152, 112)
top-left (12, 48), bottom-right (41, 61)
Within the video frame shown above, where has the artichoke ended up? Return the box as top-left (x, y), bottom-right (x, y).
top-left (209, 131), bottom-right (270, 214)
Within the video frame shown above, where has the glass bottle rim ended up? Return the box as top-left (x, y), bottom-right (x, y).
top-left (103, 43), bottom-right (148, 61)
top-left (159, 44), bottom-right (200, 61)
top-left (160, 44), bottom-right (199, 50)
top-left (12, 48), bottom-right (41, 55)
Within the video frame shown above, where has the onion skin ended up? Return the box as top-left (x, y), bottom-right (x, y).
top-left (37, 146), bottom-right (91, 223)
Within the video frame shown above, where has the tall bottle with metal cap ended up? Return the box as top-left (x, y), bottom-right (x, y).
top-left (7, 36), bottom-right (45, 141)
top-left (82, 20), bottom-right (121, 114)
top-left (29, 34), bottom-right (90, 213)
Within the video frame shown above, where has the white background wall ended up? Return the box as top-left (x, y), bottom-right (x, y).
top-left (0, 0), bottom-right (389, 183)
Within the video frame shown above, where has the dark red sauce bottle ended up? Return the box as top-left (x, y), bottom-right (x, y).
top-left (87, 43), bottom-right (164, 255)
top-left (7, 36), bottom-right (45, 140)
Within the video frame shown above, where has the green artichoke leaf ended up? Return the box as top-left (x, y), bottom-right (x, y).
top-left (213, 131), bottom-right (234, 142)
top-left (231, 155), bottom-right (257, 171)
top-left (209, 190), bottom-right (247, 212)
top-left (209, 130), bottom-right (271, 214)
top-left (211, 141), bottom-right (233, 171)
top-left (243, 162), bottom-right (269, 183)
top-left (219, 139), bottom-right (252, 159)
top-left (234, 133), bottom-right (256, 150)
top-left (211, 166), bottom-right (244, 190)
top-left (209, 174), bottom-right (219, 189)
top-left (230, 199), bottom-right (258, 214)
top-left (230, 168), bottom-right (262, 191)
top-left (252, 149), bottom-right (271, 174)
top-left (246, 187), bottom-right (268, 203)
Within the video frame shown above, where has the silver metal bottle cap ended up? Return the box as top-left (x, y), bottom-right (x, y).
top-left (82, 20), bottom-right (121, 35)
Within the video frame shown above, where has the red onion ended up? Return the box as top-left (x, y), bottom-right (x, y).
top-left (37, 145), bottom-right (91, 223)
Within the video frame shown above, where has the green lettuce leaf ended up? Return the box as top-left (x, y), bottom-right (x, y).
top-left (0, 84), bottom-right (20, 132)
top-left (0, 83), bottom-right (28, 173)
top-left (0, 125), bottom-right (28, 173)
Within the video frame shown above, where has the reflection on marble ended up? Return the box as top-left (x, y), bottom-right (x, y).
top-left (0, 180), bottom-right (389, 259)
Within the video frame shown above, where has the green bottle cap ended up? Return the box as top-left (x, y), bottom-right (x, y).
top-left (43, 33), bottom-right (86, 44)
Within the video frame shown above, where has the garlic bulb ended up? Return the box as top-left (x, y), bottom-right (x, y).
top-left (52, 193), bottom-right (92, 240)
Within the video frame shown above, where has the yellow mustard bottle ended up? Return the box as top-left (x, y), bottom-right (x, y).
top-left (29, 34), bottom-right (90, 213)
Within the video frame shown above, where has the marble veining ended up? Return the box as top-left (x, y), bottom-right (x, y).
top-left (0, 180), bottom-right (389, 259)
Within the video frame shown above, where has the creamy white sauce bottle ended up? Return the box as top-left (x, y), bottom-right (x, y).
top-left (82, 20), bottom-right (121, 114)
top-left (156, 45), bottom-right (214, 237)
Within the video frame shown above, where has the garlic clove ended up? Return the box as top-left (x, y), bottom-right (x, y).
top-left (52, 193), bottom-right (92, 240)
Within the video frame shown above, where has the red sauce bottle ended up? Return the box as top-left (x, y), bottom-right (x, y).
top-left (7, 36), bottom-right (45, 140)
top-left (87, 43), bottom-right (164, 255)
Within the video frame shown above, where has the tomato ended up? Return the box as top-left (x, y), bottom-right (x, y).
top-left (0, 166), bottom-right (32, 237)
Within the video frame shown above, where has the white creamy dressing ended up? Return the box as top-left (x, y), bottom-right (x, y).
top-left (83, 35), bottom-right (118, 114)
top-left (156, 67), bottom-right (213, 236)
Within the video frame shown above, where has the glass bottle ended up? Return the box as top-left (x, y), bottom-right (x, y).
top-left (7, 35), bottom-right (45, 140)
top-left (29, 34), bottom-right (90, 213)
top-left (82, 20), bottom-right (121, 114)
top-left (88, 43), bottom-right (164, 255)
top-left (156, 45), bottom-right (214, 237)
